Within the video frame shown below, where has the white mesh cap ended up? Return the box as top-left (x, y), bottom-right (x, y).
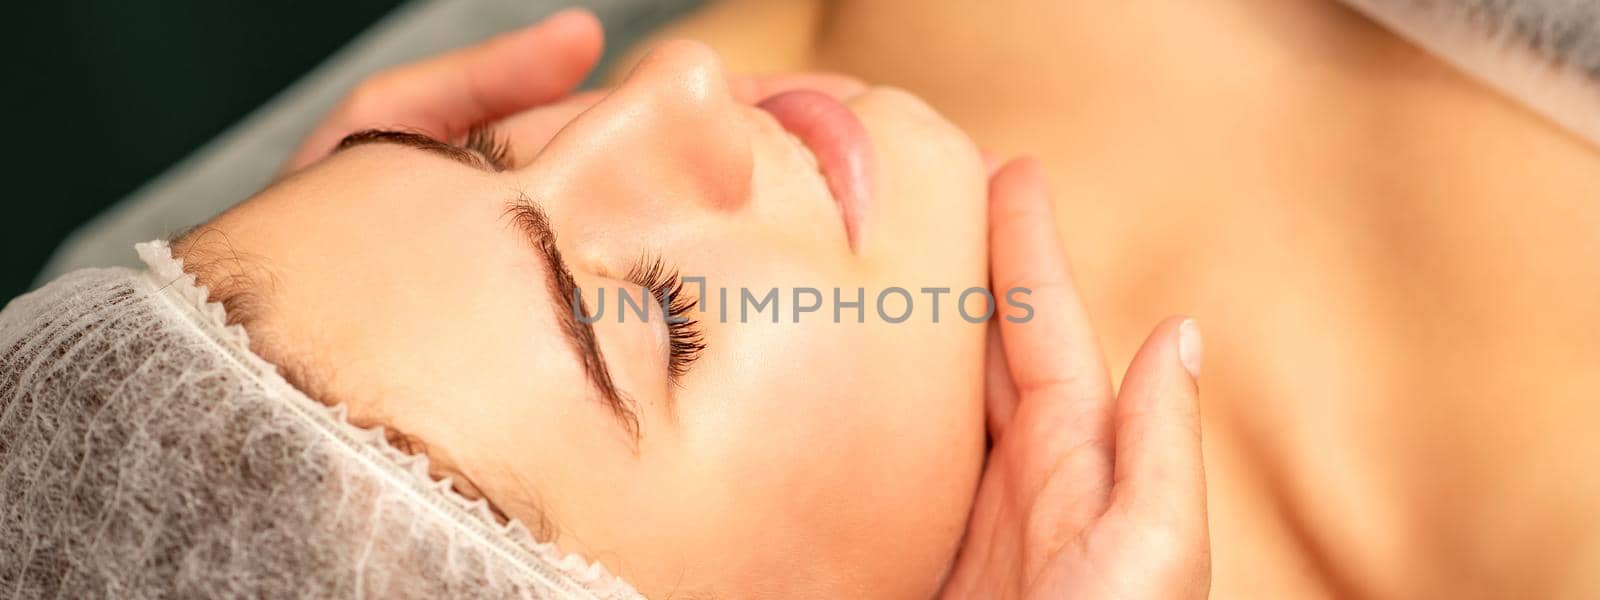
top-left (0, 241), bottom-right (642, 599)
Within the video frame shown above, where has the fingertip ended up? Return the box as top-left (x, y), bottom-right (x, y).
top-left (995, 155), bottom-right (1044, 180)
top-left (489, 8), bottom-right (604, 103)
top-left (1178, 318), bottom-right (1203, 380)
top-left (1148, 315), bottom-right (1200, 383)
top-left (1011, 155), bottom-right (1045, 179)
top-left (989, 156), bottom-right (1047, 198)
top-left (516, 8), bottom-right (604, 70)
top-left (1124, 316), bottom-right (1203, 403)
top-left (537, 7), bottom-right (603, 42)
top-left (988, 156), bottom-right (1054, 228)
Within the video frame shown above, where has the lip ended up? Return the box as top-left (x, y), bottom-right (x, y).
top-left (756, 90), bottom-right (874, 251)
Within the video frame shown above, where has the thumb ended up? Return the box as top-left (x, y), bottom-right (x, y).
top-left (1109, 317), bottom-right (1208, 547)
top-left (284, 8), bottom-right (604, 172)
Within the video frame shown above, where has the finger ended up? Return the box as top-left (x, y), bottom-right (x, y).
top-left (730, 72), bottom-right (867, 103)
top-left (344, 8), bottom-right (602, 132)
top-left (285, 8), bottom-right (604, 171)
top-left (988, 158), bottom-right (1115, 438)
top-left (984, 320), bottom-right (1019, 439)
top-left (1109, 317), bottom-right (1206, 531)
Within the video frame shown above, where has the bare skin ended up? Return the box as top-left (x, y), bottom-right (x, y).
top-left (622, 0), bottom-right (1600, 597)
top-left (270, 13), bottom-right (1212, 596)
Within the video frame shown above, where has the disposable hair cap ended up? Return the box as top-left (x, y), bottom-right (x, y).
top-left (0, 240), bottom-right (643, 599)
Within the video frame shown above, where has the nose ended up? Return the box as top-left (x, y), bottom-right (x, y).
top-left (519, 40), bottom-right (753, 217)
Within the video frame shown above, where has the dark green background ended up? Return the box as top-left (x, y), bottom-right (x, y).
top-left (3, 1), bottom-right (406, 299)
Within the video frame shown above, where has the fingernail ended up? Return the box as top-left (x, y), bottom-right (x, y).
top-left (1178, 319), bottom-right (1203, 379)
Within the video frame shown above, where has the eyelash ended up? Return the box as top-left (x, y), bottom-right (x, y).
top-left (625, 256), bottom-right (706, 382)
top-left (462, 126), bottom-right (513, 171)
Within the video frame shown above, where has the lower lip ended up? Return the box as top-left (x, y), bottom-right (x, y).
top-left (756, 90), bottom-right (874, 251)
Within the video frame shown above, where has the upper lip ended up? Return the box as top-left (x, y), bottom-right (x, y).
top-left (756, 89), bottom-right (874, 252)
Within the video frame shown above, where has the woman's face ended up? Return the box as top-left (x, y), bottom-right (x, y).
top-left (196, 41), bottom-right (988, 597)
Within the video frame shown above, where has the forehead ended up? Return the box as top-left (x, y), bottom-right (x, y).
top-left (206, 140), bottom-right (596, 416)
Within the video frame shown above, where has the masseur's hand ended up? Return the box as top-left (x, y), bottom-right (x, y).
top-left (281, 8), bottom-right (605, 174)
top-left (941, 159), bottom-right (1211, 599)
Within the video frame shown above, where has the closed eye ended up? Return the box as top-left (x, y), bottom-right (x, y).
top-left (625, 255), bottom-right (706, 384)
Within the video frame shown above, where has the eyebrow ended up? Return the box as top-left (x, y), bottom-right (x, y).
top-left (505, 198), bottom-right (641, 440)
top-left (334, 131), bottom-right (641, 439)
top-left (334, 129), bottom-right (495, 171)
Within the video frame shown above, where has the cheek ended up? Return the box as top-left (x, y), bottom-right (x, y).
top-left (682, 313), bottom-right (986, 574)
top-left (849, 89), bottom-right (988, 273)
top-left (671, 239), bottom-right (987, 517)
